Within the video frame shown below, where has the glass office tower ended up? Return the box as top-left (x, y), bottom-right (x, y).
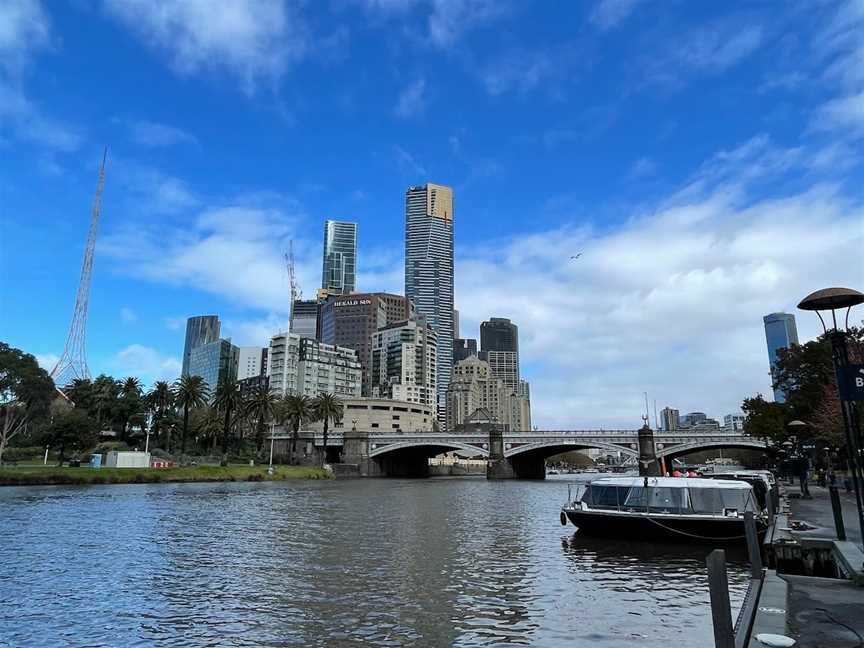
top-left (763, 312), bottom-right (799, 403)
top-left (182, 315), bottom-right (220, 376)
top-left (321, 220), bottom-right (357, 295)
top-left (404, 183), bottom-right (454, 417)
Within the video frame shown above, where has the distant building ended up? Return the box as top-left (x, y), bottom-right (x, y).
top-left (237, 346), bottom-right (267, 380)
top-left (763, 312), bottom-right (799, 403)
top-left (723, 413), bottom-right (745, 432)
top-left (238, 375), bottom-right (269, 398)
top-left (680, 412), bottom-right (708, 427)
top-left (453, 309), bottom-right (460, 339)
top-left (308, 398), bottom-right (435, 433)
top-left (321, 220), bottom-right (357, 295)
top-left (405, 183), bottom-right (454, 413)
top-left (446, 356), bottom-right (531, 432)
top-left (318, 292), bottom-right (414, 395)
top-left (267, 332), bottom-right (361, 399)
top-left (188, 338), bottom-right (239, 390)
top-left (370, 319), bottom-right (438, 408)
top-left (660, 407), bottom-right (680, 431)
top-left (182, 315), bottom-right (220, 376)
top-left (480, 318), bottom-right (520, 391)
top-left (291, 299), bottom-right (319, 339)
top-left (453, 338), bottom-right (478, 365)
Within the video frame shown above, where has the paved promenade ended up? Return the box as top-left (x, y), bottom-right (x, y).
top-left (781, 483), bottom-right (864, 648)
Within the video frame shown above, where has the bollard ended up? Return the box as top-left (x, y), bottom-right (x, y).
top-left (829, 486), bottom-right (847, 541)
top-left (744, 512), bottom-right (764, 579)
top-left (706, 549), bottom-right (735, 648)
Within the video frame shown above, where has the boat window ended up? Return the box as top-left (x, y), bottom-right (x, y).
top-left (623, 486), bottom-right (647, 509)
top-left (586, 485), bottom-right (626, 509)
top-left (689, 488), bottom-right (759, 515)
top-left (648, 487), bottom-right (683, 514)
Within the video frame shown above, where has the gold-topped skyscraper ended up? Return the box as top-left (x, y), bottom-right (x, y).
top-left (404, 183), bottom-right (454, 425)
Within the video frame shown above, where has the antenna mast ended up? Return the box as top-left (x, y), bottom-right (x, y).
top-left (284, 240), bottom-right (300, 331)
top-left (51, 148), bottom-right (108, 389)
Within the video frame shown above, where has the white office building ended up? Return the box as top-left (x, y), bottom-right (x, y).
top-left (370, 319), bottom-right (438, 408)
top-left (267, 332), bottom-right (361, 399)
top-left (237, 346), bottom-right (267, 380)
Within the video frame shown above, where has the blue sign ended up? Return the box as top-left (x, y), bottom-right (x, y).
top-left (837, 364), bottom-right (864, 401)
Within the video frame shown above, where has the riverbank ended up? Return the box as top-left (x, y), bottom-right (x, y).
top-left (0, 464), bottom-right (332, 486)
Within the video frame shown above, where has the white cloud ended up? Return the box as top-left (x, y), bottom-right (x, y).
top-left (120, 307), bottom-right (138, 322)
top-left (644, 22), bottom-right (763, 88)
top-left (109, 344), bottom-right (182, 384)
top-left (392, 144), bottom-right (427, 176)
top-left (590, 0), bottom-right (643, 31)
top-left (811, 90), bottom-right (864, 138)
top-left (102, 0), bottom-right (309, 93)
top-left (223, 313), bottom-right (287, 347)
top-left (113, 117), bottom-right (198, 148)
top-left (0, 0), bottom-right (50, 76)
top-left (394, 78), bottom-right (426, 119)
top-left (101, 194), bottom-right (317, 313)
top-left (449, 135), bottom-right (863, 428)
top-left (427, 0), bottom-right (506, 48)
top-left (629, 156), bottom-right (657, 177)
top-left (34, 353), bottom-right (59, 372)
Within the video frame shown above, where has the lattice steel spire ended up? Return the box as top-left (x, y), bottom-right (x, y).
top-left (51, 148), bottom-right (108, 389)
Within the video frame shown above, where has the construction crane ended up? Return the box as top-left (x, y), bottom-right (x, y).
top-left (284, 241), bottom-right (300, 331)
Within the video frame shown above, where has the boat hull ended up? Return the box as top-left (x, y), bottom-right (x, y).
top-left (564, 509), bottom-right (766, 543)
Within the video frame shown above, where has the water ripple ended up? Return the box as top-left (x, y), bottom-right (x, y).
top-left (0, 479), bottom-right (749, 647)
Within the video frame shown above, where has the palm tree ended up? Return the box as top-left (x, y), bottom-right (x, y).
top-left (146, 381), bottom-right (174, 450)
top-left (282, 394), bottom-right (316, 464)
top-left (119, 377), bottom-right (143, 441)
top-left (193, 405), bottom-right (222, 454)
top-left (244, 383), bottom-right (278, 455)
top-left (92, 374), bottom-right (120, 427)
top-left (173, 375), bottom-right (210, 453)
top-left (212, 379), bottom-right (241, 455)
top-left (313, 392), bottom-right (343, 465)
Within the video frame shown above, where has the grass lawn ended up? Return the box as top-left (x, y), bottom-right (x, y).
top-left (0, 464), bottom-right (332, 486)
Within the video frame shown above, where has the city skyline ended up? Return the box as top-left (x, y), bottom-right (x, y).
top-left (1, 1), bottom-right (862, 429)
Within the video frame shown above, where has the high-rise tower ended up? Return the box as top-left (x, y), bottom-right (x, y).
top-left (404, 183), bottom-right (454, 419)
top-left (182, 316), bottom-right (221, 376)
top-left (763, 312), bottom-right (799, 403)
top-left (480, 317), bottom-right (520, 391)
top-left (51, 149), bottom-right (108, 389)
top-left (321, 220), bottom-right (357, 295)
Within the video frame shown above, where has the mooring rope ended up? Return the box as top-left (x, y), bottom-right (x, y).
top-left (643, 515), bottom-right (747, 541)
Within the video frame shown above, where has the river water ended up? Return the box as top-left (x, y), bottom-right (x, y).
top-left (0, 477), bottom-right (750, 647)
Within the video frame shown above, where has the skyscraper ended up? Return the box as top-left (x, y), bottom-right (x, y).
top-left (480, 318), bottom-right (520, 391)
top-left (404, 183), bottom-right (454, 416)
top-left (182, 315), bottom-right (220, 376)
top-left (321, 220), bottom-right (357, 295)
top-left (188, 338), bottom-right (239, 390)
top-left (763, 312), bottom-right (799, 403)
top-left (290, 299), bottom-right (319, 339)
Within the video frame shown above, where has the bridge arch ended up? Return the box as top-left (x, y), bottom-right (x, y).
top-left (505, 440), bottom-right (638, 460)
top-left (657, 440), bottom-right (770, 461)
top-left (369, 441), bottom-right (489, 459)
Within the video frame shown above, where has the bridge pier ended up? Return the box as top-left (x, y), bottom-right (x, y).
top-left (486, 428), bottom-right (547, 479)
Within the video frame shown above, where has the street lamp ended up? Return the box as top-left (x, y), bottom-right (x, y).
top-left (268, 422), bottom-right (275, 476)
top-left (798, 286), bottom-right (864, 548)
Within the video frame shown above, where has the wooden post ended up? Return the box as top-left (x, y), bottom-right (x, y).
top-left (829, 486), bottom-right (847, 541)
top-left (706, 549), bottom-right (735, 648)
top-left (744, 512), bottom-right (763, 579)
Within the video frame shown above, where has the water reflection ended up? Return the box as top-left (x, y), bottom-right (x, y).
top-left (0, 479), bottom-right (749, 647)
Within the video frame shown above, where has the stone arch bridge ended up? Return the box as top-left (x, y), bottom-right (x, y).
top-left (271, 428), bottom-right (768, 479)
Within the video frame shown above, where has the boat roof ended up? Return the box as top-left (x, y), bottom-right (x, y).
top-left (588, 476), bottom-right (753, 490)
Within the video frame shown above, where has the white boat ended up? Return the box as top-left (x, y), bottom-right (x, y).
top-left (560, 476), bottom-right (768, 543)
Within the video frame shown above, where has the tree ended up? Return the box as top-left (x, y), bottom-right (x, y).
top-left (212, 379), bottom-right (242, 455)
top-left (92, 374), bottom-right (121, 427)
top-left (281, 394), bottom-right (316, 464)
top-left (117, 377), bottom-right (143, 441)
top-left (146, 381), bottom-right (174, 450)
top-left (173, 375), bottom-right (210, 454)
top-left (245, 384), bottom-right (278, 455)
top-left (46, 409), bottom-right (99, 465)
top-left (313, 392), bottom-right (343, 465)
top-left (192, 405), bottom-right (222, 454)
top-left (742, 395), bottom-right (788, 445)
top-left (0, 342), bottom-right (55, 462)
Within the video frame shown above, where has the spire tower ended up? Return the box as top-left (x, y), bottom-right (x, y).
top-left (51, 148), bottom-right (108, 388)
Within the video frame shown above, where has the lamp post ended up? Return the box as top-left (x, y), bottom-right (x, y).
top-left (798, 286), bottom-right (864, 548)
top-left (268, 422), bottom-right (275, 476)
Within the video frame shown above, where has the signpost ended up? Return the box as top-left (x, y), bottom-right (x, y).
top-left (837, 364), bottom-right (864, 401)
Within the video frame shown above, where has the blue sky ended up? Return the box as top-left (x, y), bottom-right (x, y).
top-left (1, 0), bottom-right (862, 427)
